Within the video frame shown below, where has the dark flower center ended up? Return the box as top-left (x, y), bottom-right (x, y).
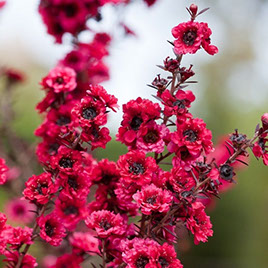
top-left (259, 138), bottom-right (266, 151)
top-left (136, 256), bottom-right (149, 268)
top-left (130, 116), bottom-right (143, 130)
top-left (158, 257), bottom-right (169, 268)
top-left (36, 183), bottom-right (48, 195)
top-left (101, 174), bottom-right (113, 185)
top-left (64, 205), bottom-right (78, 215)
top-left (219, 164), bottom-right (234, 181)
top-left (146, 196), bottom-right (157, 205)
top-left (183, 129), bottom-right (198, 142)
top-left (129, 162), bottom-right (145, 175)
top-left (173, 99), bottom-right (186, 109)
top-left (59, 157), bottom-right (73, 168)
top-left (64, 4), bottom-right (78, 17)
top-left (143, 130), bottom-right (159, 144)
top-left (48, 143), bottom-right (60, 155)
top-left (68, 177), bottom-right (78, 190)
top-left (183, 30), bottom-right (197, 46)
top-left (55, 77), bottom-right (64, 84)
top-left (179, 146), bottom-right (191, 161)
top-left (99, 219), bottom-right (112, 231)
top-left (82, 107), bottom-right (97, 120)
top-left (45, 221), bottom-right (55, 237)
top-left (91, 127), bottom-right (99, 139)
top-left (56, 116), bottom-right (71, 126)
top-left (14, 205), bottom-right (26, 215)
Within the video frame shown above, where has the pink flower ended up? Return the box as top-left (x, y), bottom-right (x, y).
top-left (133, 184), bottom-right (173, 215)
top-left (172, 21), bottom-right (204, 55)
top-left (117, 98), bottom-right (161, 148)
top-left (85, 210), bottom-right (127, 238)
top-left (5, 198), bottom-right (35, 224)
top-left (23, 173), bottom-right (58, 205)
top-left (41, 66), bottom-right (77, 93)
top-left (186, 201), bottom-right (213, 244)
top-left (37, 213), bottom-right (66, 246)
top-left (172, 21), bottom-right (218, 55)
top-left (50, 146), bottom-right (83, 174)
top-left (54, 194), bottom-right (86, 231)
top-left (117, 151), bottom-right (158, 187)
top-left (136, 122), bottom-right (169, 154)
top-left (69, 232), bottom-right (99, 255)
top-left (3, 251), bottom-right (37, 268)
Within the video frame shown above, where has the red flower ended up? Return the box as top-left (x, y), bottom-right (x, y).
top-left (117, 98), bottom-right (161, 148)
top-left (35, 101), bottom-right (78, 139)
top-left (172, 21), bottom-right (204, 55)
top-left (81, 126), bottom-right (111, 150)
top-left (168, 117), bottom-right (213, 164)
top-left (50, 146), bottom-right (83, 174)
top-left (172, 21), bottom-right (218, 55)
top-left (57, 170), bottom-right (90, 199)
top-left (23, 173), bottom-right (58, 205)
top-left (160, 89), bottom-right (195, 117)
top-left (50, 254), bottom-right (83, 268)
top-left (37, 213), bottom-right (66, 246)
top-left (136, 121), bottom-right (169, 154)
top-left (54, 195), bottom-right (86, 230)
top-left (0, 158), bottom-right (9, 185)
top-left (150, 243), bottom-right (183, 268)
top-left (85, 210), bottom-right (127, 238)
top-left (41, 66), bottom-right (77, 93)
top-left (186, 201), bottom-right (213, 244)
top-left (3, 251), bottom-right (37, 268)
top-left (69, 232), bottom-right (99, 255)
top-left (121, 238), bottom-right (158, 268)
top-left (3, 226), bottom-right (33, 249)
top-left (133, 184), bottom-right (173, 215)
top-left (117, 151), bottom-right (158, 187)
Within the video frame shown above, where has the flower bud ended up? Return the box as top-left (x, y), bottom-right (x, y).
top-left (189, 4), bottom-right (198, 16)
top-left (261, 113), bottom-right (268, 130)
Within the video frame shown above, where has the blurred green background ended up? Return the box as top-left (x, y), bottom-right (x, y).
top-left (0, 0), bottom-right (268, 267)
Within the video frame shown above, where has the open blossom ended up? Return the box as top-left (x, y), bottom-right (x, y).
top-left (3, 251), bottom-right (37, 268)
top-left (5, 198), bottom-right (35, 224)
top-left (160, 89), bottom-right (195, 117)
top-left (41, 66), bottom-right (77, 93)
top-left (50, 146), bottom-right (83, 174)
top-left (54, 194), bottom-right (86, 230)
top-left (50, 254), bottom-right (83, 268)
top-left (172, 21), bottom-right (218, 55)
top-left (23, 173), bottom-right (58, 204)
top-left (136, 121), bottom-right (169, 154)
top-left (37, 214), bottom-right (66, 246)
top-left (133, 184), bottom-right (173, 215)
top-left (168, 117), bottom-right (213, 165)
top-left (85, 210), bottom-right (127, 238)
top-left (117, 151), bottom-right (158, 187)
top-left (150, 243), bottom-right (183, 268)
top-left (186, 201), bottom-right (213, 244)
top-left (117, 98), bottom-right (161, 148)
top-left (3, 225), bottom-right (33, 249)
top-left (69, 232), bottom-right (99, 255)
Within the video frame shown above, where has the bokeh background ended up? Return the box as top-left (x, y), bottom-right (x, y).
top-left (0, 0), bottom-right (268, 267)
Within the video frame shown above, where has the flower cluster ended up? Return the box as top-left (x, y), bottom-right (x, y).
top-left (0, 3), bottom-right (267, 268)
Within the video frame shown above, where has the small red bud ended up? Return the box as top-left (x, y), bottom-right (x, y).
top-left (261, 113), bottom-right (268, 129)
top-left (190, 4), bottom-right (198, 16)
